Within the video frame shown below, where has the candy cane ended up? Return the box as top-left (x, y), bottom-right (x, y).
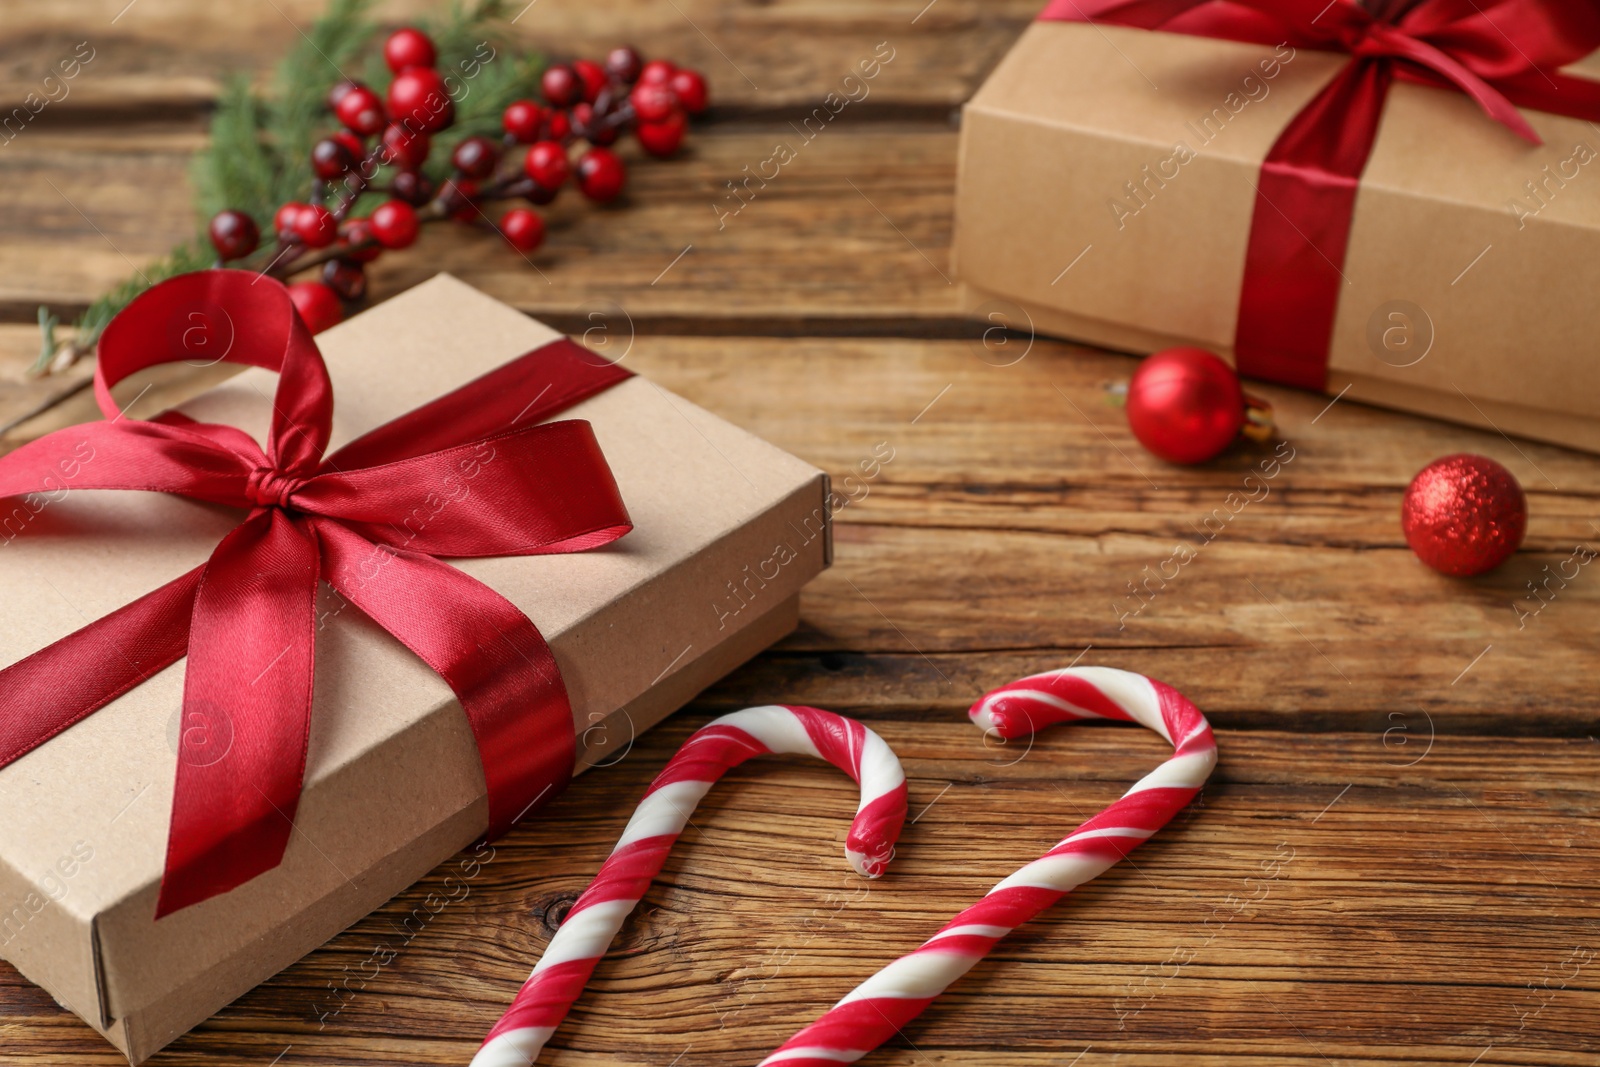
top-left (760, 666), bottom-right (1217, 1065)
top-left (471, 705), bottom-right (908, 1067)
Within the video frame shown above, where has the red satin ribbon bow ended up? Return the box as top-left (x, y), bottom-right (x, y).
top-left (0, 271), bottom-right (633, 916)
top-left (1039, 0), bottom-right (1600, 388)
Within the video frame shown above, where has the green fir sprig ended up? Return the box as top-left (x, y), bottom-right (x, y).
top-left (36, 0), bottom-right (541, 374)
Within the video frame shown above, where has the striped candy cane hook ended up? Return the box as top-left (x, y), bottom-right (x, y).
top-left (760, 666), bottom-right (1217, 1065)
top-left (471, 705), bottom-right (909, 1067)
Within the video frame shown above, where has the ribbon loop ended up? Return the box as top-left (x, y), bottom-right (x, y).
top-left (0, 271), bottom-right (636, 915)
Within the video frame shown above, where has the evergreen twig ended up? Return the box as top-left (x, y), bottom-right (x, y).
top-left (34, 0), bottom-right (539, 376)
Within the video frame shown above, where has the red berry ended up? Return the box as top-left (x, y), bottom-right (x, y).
top-left (638, 59), bottom-right (675, 86)
top-left (629, 82), bottom-right (677, 123)
top-left (287, 282), bottom-right (342, 334)
top-left (274, 201), bottom-right (306, 239)
top-left (605, 46), bottom-right (642, 84)
top-left (541, 64), bottom-right (581, 108)
top-left (390, 168), bottom-right (434, 206)
top-left (500, 208), bottom-right (545, 253)
top-left (331, 130), bottom-right (366, 158)
top-left (572, 59), bottom-right (607, 103)
top-left (503, 99), bottom-right (544, 143)
top-left (546, 109), bottom-right (572, 141)
top-left (388, 68), bottom-right (452, 134)
top-left (576, 147), bottom-right (626, 203)
top-left (669, 69), bottom-right (709, 114)
top-left (208, 210), bottom-right (260, 260)
top-left (523, 140), bottom-right (570, 188)
top-left (573, 101), bottom-right (618, 146)
top-left (370, 199), bottom-right (420, 249)
top-left (451, 135), bottom-right (500, 179)
top-left (322, 258), bottom-right (368, 301)
top-left (311, 137), bottom-right (357, 179)
top-left (384, 27), bottom-right (437, 74)
top-left (338, 218), bottom-right (384, 263)
top-left (327, 80), bottom-right (359, 111)
top-left (381, 123), bottom-right (430, 168)
top-left (293, 203), bottom-right (338, 248)
top-left (440, 177), bottom-right (480, 221)
top-left (636, 111), bottom-right (687, 157)
top-left (334, 84), bottom-right (386, 136)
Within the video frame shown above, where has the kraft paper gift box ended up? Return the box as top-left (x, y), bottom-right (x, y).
top-left (0, 273), bottom-right (832, 1063)
top-left (953, 20), bottom-right (1600, 452)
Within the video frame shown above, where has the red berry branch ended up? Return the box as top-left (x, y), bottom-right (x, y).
top-left (206, 29), bottom-right (709, 334)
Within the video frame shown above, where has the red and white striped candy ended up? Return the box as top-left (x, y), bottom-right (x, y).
top-left (471, 705), bottom-right (908, 1067)
top-left (759, 666), bottom-right (1217, 1065)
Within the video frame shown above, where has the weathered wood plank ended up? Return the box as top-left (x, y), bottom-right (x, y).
top-left (3, 721), bottom-right (1595, 1065)
top-left (0, 0), bottom-right (1033, 117)
top-left (0, 120), bottom-right (967, 325)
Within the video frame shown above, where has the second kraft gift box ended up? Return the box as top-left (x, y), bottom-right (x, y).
top-left (953, 7), bottom-right (1600, 452)
top-left (0, 272), bottom-right (832, 1063)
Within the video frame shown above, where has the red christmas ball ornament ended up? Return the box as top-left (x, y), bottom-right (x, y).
top-left (383, 27), bottom-right (437, 74)
top-left (1125, 347), bottom-right (1248, 464)
top-left (1401, 454), bottom-right (1526, 577)
top-left (287, 281), bottom-right (343, 334)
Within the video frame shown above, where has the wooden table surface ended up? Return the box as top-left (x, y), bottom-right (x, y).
top-left (3, 2), bottom-right (1599, 1065)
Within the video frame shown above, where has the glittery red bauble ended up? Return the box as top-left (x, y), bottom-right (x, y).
top-left (1401, 454), bottom-right (1526, 576)
top-left (1126, 347), bottom-right (1245, 464)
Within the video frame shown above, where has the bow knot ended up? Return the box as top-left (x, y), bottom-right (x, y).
top-left (1341, 18), bottom-right (1404, 59)
top-left (244, 465), bottom-right (304, 510)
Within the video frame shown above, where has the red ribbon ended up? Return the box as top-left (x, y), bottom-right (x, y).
top-left (1038, 0), bottom-right (1600, 388)
top-left (0, 271), bottom-right (633, 916)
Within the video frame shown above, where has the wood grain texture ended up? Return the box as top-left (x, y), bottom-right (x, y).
top-left (0, 119), bottom-right (969, 327)
top-left (2, 0), bottom-right (1599, 1063)
top-left (0, 0), bottom-right (1034, 115)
